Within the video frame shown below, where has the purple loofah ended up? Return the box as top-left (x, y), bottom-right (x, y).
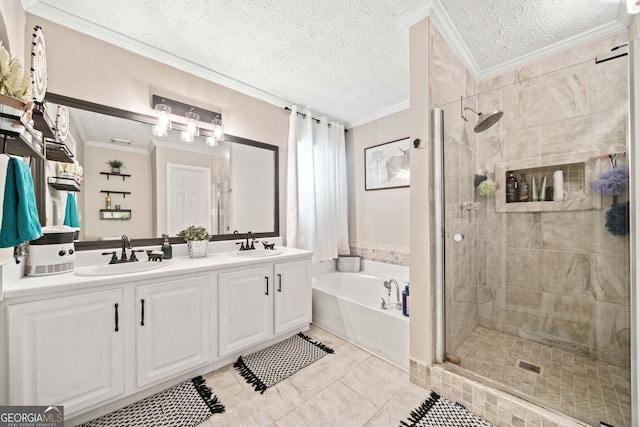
top-left (589, 166), bottom-right (629, 196)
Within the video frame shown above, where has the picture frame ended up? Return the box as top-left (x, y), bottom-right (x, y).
top-left (365, 137), bottom-right (410, 190)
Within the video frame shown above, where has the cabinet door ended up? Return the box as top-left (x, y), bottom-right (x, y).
top-left (218, 266), bottom-right (272, 357)
top-left (274, 259), bottom-right (312, 334)
top-left (8, 289), bottom-right (124, 415)
top-left (136, 276), bottom-right (211, 388)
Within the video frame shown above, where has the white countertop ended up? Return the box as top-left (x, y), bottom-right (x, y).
top-left (3, 246), bottom-right (312, 300)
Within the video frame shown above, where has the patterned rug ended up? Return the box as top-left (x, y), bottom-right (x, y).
top-left (400, 391), bottom-right (494, 427)
top-left (78, 376), bottom-right (224, 427)
top-left (234, 332), bottom-right (334, 394)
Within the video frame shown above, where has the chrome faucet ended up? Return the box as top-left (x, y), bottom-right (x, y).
top-left (121, 234), bottom-right (131, 261)
top-left (383, 279), bottom-right (402, 310)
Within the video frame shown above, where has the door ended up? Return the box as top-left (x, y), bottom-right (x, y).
top-left (7, 289), bottom-right (124, 415)
top-left (136, 276), bottom-right (211, 387)
top-left (167, 163), bottom-right (211, 236)
top-left (218, 266), bottom-right (273, 356)
top-left (274, 259), bottom-right (312, 334)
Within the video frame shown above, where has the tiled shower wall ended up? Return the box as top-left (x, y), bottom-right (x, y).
top-left (471, 29), bottom-right (631, 369)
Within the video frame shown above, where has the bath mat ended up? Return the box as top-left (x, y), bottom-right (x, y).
top-left (400, 391), bottom-right (494, 427)
top-left (234, 332), bottom-right (334, 393)
top-left (78, 376), bottom-right (224, 427)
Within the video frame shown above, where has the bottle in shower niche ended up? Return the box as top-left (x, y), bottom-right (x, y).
top-left (402, 283), bottom-right (410, 317)
top-left (506, 171), bottom-right (519, 203)
top-left (161, 233), bottom-right (172, 259)
top-left (519, 173), bottom-right (529, 202)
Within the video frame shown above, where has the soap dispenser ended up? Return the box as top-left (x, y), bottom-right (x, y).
top-left (161, 234), bottom-right (172, 259)
top-left (402, 283), bottom-right (410, 317)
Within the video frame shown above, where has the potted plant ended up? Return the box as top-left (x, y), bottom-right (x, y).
top-left (107, 159), bottom-right (124, 174)
top-left (177, 225), bottom-right (210, 258)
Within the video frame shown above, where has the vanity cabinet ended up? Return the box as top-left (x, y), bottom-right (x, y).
top-left (274, 260), bottom-right (312, 334)
top-left (135, 276), bottom-right (211, 388)
top-left (218, 259), bottom-right (312, 357)
top-left (218, 266), bottom-right (273, 357)
top-left (7, 289), bottom-right (124, 415)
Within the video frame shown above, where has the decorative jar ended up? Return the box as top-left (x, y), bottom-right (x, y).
top-left (187, 240), bottom-right (208, 258)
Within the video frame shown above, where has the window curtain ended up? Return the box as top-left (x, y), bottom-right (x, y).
top-left (286, 105), bottom-right (349, 262)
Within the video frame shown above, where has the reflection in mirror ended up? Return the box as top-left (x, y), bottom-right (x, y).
top-left (42, 94), bottom-right (278, 250)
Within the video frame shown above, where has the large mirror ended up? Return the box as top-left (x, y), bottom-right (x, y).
top-left (42, 94), bottom-right (279, 250)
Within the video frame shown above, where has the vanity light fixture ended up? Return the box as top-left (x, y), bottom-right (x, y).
top-left (153, 101), bottom-right (171, 136)
top-left (628, 0), bottom-right (640, 13)
top-left (151, 95), bottom-right (221, 144)
top-left (206, 118), bottom-right (224, 146)
top-left (180, 110), bottom-right (200, 142)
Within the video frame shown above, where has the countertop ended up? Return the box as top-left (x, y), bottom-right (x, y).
top-left (3, 246), bottom-right (312, 300)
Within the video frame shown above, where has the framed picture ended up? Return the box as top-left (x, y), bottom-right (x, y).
top-left (365, 137), bottom-right (410, 190)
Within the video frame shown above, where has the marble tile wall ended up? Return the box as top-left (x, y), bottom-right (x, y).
top-left (349, 241), bottom-right (410, 266)
top-left (470, 29), bottom-right (631, 368)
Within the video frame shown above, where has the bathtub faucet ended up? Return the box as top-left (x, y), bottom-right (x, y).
top-left (384, 279), bottom-right (402, 310)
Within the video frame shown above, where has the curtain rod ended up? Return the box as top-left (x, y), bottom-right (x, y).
top-left (284, 107), bottom-right (348, 132)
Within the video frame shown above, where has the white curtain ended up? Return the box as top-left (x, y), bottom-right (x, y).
top-left (286, 105), bottom-right (349, 262)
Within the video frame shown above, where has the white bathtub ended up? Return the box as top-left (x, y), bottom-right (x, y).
top-left (312, 260), bottom-right (410, 370)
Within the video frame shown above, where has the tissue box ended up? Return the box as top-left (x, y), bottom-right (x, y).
top-left (336, 255), bottom-right (361, 272)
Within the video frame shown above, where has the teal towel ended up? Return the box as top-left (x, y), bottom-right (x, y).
top-left (63, 193), bottom-right (80, 228)
top-left (0, 157), bottom-right (43, 247)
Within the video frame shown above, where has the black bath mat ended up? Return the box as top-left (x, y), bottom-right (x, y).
top-left (78, 376), bottom-right (224, 427)
top-left (234, 332), bottom-right (334, 393)
top-left (400, 391), bottom-right (494, 427)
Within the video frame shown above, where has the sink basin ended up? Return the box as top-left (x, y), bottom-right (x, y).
top-left (74, 261), bottom-right (169, 276)
top-left (230, 248), bottom-right (283, 258)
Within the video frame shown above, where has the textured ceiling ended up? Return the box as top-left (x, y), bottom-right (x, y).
top-left (23, 0), bottom-right (628, 127)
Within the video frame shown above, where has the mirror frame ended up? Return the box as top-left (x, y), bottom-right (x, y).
top-left (42, 93), bottom-right (280, 251)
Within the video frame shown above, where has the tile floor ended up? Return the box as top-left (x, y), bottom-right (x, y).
top-left (196, 324), bottom-right (431, 427)
top-left (452, 327), bottom-right (631, 427)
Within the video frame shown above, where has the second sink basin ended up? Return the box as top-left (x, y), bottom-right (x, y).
top-left (231, 248), bottom-right (283, 258)
top-left (75, 261), bottom-right (169, 276)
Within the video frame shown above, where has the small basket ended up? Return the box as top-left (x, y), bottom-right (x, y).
top-left (336, 255), bottom-right (361, 273)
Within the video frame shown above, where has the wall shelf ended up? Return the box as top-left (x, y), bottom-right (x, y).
top-left (48, 176), bottom-right (81, 192)
top-left (100, 190), bottom-right (131, 198)
top-left (100, 171), bottom-right (131, 181)
top-left (100, 209), bottom-right (131, 220)
top-left (494, 151), bottom-right (601, 213)
top-left (0, 130), bottom-right (45, 160)
top-left (46, 141), bottom-right (74, 163)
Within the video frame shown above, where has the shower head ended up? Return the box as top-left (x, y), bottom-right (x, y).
top-left (463, 107), bottom-right (503, 133)
top-left (461, 103), bottom-right (504, 133)
top-left (473, 110), bottom-right (503, 133)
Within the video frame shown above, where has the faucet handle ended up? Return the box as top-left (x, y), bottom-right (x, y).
top-left (130, 249), bottom-right (145, 262)
top-left (102, 251), bottom-right (118, 264)
top-left (380, 297), bottom-right (387, 310)
top-left (236, 241), bottom-right (246, 251)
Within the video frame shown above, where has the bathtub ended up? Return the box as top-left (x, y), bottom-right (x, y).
top-left (312, 260), bottom-right (410, 370)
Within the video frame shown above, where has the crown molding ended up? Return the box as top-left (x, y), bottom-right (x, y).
top-left (22, 1), bottom-right (293, 110)
top-left (84, 140), bottom-right (150, 155)
top-left (477, 19), bottom-right (629, 80)
top-left (346, 99), bottom-right (410, 129)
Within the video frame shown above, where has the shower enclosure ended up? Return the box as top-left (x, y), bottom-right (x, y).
top-left (435, 52), bottom-right (631, 427)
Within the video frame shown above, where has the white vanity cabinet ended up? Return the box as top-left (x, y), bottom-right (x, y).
top-left (218, 266), bottom-right (273, 356)
top-left (274, 260), bottom-right (312, 334)
top-left (7, 289), bottom-right (125, 415)
top-left (218, 259), bottom-right (312, 357)
top-left (135, 275), bottom-right (211, 388)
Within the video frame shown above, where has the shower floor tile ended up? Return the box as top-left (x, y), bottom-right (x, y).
top-left (453, 327), bottom-right (631, 427)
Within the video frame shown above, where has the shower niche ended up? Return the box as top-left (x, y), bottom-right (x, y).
top-left (494, 150), bottom-right (601, 213)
